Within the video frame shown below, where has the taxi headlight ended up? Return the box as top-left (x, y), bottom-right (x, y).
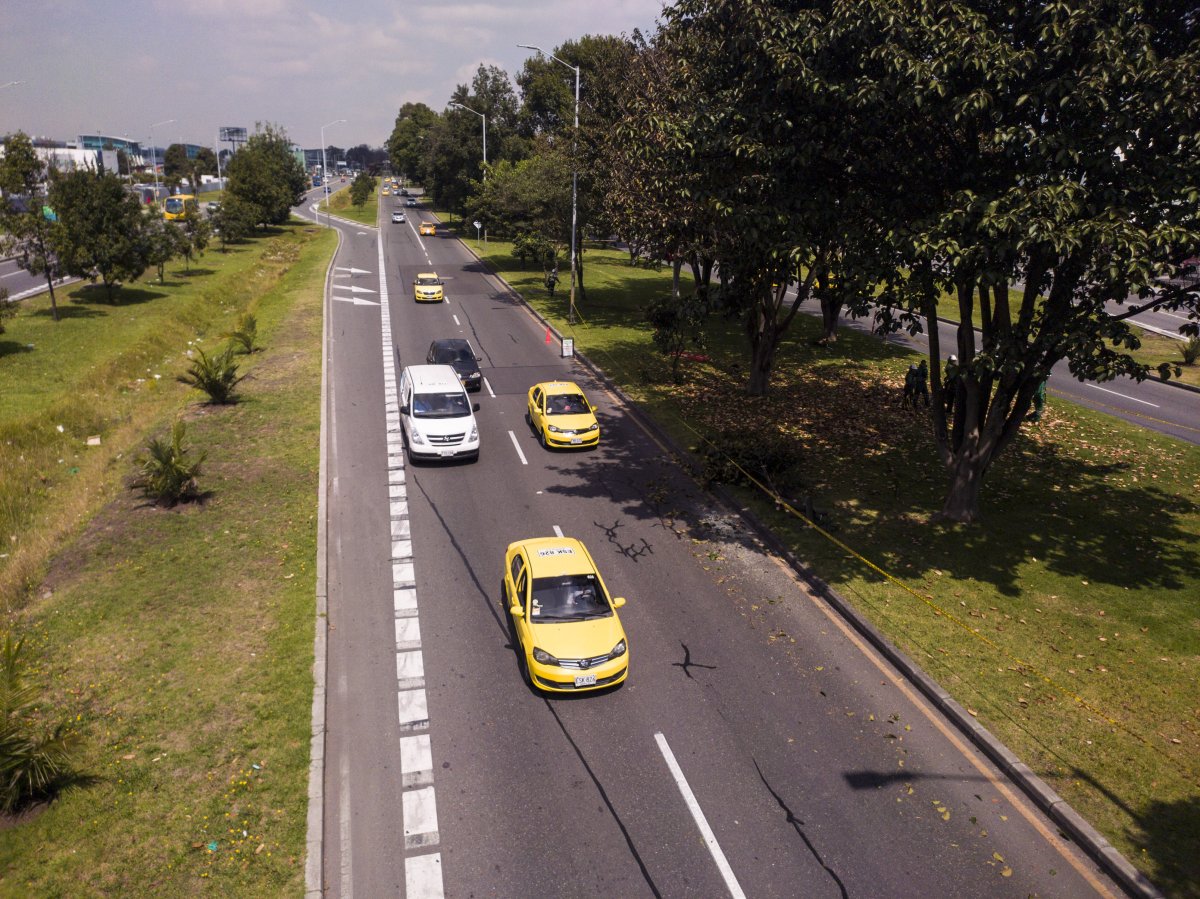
top-left (547, 424), bottom-right (562, 433)
top-left (584, 423), bottom-right (599, 432)
top-left (532, 647), bottom-right (559, 666)
top-left (610, 640), bottom-right (627, 658)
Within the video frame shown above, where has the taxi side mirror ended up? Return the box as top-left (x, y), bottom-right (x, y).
top-left (508, 604), bottom-right (523, 618)
top-left (612, 597), bottom-right (626, 609)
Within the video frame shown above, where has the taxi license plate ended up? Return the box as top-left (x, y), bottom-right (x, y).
top-left (570, 437), bottom-right (583, 444)
top-left (574, 673), bottom-right (597, 687)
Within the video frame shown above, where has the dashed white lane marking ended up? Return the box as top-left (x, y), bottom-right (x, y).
top-left (553, 525), bottom-right (564, 538)
top-left (483, 377), bottom-right (496, 398)
top-left (405, 853), bottom-right (444, 899)
top-left (377, 228), bottom-right (444, 897)
top-left (452, 314), bottom-right (461, 326)
top-left (1086, 383), bottom-right (1160, 407)
top-left (508, 430), bottom-right (529, 465)
top-left (654, 732), bottom-right (746, 899)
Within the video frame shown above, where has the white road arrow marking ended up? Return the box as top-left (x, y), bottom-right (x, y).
top-left (333, 285), bottom-right (377, 294)
top-left (333, 296), bottom-right (380, 307)
top-left (335, 266), bottom-right (373, 275)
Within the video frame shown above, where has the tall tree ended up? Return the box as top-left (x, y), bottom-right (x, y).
top-left (651, 1), bottom-right (895, 396)
top-left (852, 0), bottom-right (1200, 522)
top-left (163, 143), bottom-right (190, 181)
top-left (48, 169), bottom-right (150, 302)
top-left (387, 102), bottom-right (439, 184)
top-left (224, 124), bottom-right (308, 227)
top-left (0, 132), bottom-right (63, 321)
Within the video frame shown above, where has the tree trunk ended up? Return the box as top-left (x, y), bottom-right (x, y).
top-left (819, 294), bottom-right (842, 343)
top-left (940, 453), bottom-right (987, 523)
top-left (746, 310), bottom-right (784, 396)
top-left (42, 272), bottom-right (59, 322)
top-left (575, 251), bottom-right (585, 302)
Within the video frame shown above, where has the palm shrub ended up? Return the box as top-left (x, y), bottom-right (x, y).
top-left (224, 313), bottom-right (260, 355)
top-left (1182, 336), bottom-right (1200, 366)
top-left (0, 635), bottom-right (78, 813)
top-left (178, 345), bottom-right (246, 404)
top-left (132, 420), bottom-right (206, 506)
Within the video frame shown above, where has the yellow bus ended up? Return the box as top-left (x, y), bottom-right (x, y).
top-left (163, 194), bottom-right (197, 221)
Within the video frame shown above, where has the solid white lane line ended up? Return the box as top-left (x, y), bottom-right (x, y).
top-left (483, 377), bottom-right (495, 398)
top-left (654, 732), bottom-right (747, 899)
top-left (340, 752), bottom-right (353, 898)
top-left (1086, 383), bottom-right (1160, 407)
top-left (508, 430), bottom-right (529, 465)
top-left (553, 525), bottom-right (564, 538)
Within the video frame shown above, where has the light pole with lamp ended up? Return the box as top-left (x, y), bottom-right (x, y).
top-left (451, 101), bottom-right (488, 241)
top-left (320, 119), bottom-right (345, 227)
top-left (149, 118), bottom-right (175, 205)
top-left (518, 43), bottom-right (580, 324)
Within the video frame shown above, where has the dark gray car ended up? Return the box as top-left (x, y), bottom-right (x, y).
top-left (426, 339), bottom-right (483, 392)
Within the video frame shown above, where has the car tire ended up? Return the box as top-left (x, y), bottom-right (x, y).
top-left (540, 427), bottom-right (549, 450)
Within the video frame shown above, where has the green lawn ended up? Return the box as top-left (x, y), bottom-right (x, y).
top-left (0, 222), bottom-right (333, 895)
top-left (320, 179), bottom-right (378, 227)
top-left (463, 236), bottom-right (1200, 896)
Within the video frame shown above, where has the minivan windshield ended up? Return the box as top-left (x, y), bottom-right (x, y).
top-left (412, 391), bottom-right (470, 418)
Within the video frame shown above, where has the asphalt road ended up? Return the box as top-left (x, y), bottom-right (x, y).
top-left (815, 305), bottom-right (1200, 445)
top-left (315, 191), bottom-right (1125, 898)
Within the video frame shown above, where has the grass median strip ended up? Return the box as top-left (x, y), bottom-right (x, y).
top-left (319, 178), bottom-right (379, 226)
top-left (463, 236), bottom-right (1200, 894)
top-left (0, 222), bottom-right (333, 895)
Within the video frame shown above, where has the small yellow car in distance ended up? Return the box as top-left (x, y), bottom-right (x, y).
top-left (419, 221), bottom-right (436, 236)
top-left (382, 187), bottom-right (391, 196)
top-left (413, 272), bottom-right (443, 303)
top-left (526, 381), bottom-right (600, 449)
top-left (503, 537), bottom-right (628, 692)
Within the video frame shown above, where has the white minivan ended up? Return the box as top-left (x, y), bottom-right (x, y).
top-left (399, 364), bottom-right (480, 463)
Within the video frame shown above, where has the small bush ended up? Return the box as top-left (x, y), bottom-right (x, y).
top-left (1182, 337), bottom-right (1200, 366)
top-left (696, 429), bottom-right (799, 490)
top-left (224, 314), bottom-right (260, 355)
top-left (178, 345), bottom-right (246, 404)
top-left (132, 420), bottom-right (206, 506)
top-left (0, 634), bottom-right (78, 813)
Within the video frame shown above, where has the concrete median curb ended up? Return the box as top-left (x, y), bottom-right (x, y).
top-left (455, 233), bottom-right (1163, 899)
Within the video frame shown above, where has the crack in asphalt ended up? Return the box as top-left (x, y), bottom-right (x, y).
top-left (411, 477), bottom-right (508, 638)
top-left (754, 759), bottom-right (850, 899)
top-left (543, 701), bottom-right (663, 898)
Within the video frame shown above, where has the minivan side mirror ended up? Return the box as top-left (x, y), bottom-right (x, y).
top-left (400, 404), bottom-right (410, 416)
top-left (612, 597), bottom-right (626, 609)
top-left (472, 402), bottom-right (480, 412)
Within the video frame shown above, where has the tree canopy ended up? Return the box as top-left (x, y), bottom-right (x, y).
top-left (224, 124), bottom-right (308, 227)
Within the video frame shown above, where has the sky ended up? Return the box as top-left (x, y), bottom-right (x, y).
top-left (0, 0), bottom-right (666, 151)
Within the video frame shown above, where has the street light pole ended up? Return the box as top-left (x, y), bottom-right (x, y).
top-left (149, 118), bottom-right (174, 206)
top-left (519, 44), bottom-right (580, 324)
top-left (320, 119), bottom-right (345, 227)
top-left (450, 102), bottom-right (487, 177)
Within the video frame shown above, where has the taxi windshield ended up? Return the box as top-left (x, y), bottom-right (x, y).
top-left (546, 393), bottom-right (589, 415)
top-left (530, 574), bottom-right (610, 621)
top-left (417, 276), bottom-right (439, 286)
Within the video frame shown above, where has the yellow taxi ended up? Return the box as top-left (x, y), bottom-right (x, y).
top-left (413, 272), bottom-right (443, 303)
top-left (382, 187), bottom-right (391, 196)
top-left (503, 537), bottom-right (628, 692)
top-left (525, 381), bottom-right (600, 449)
top-left (419, 221), bottom-right (436, 237)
